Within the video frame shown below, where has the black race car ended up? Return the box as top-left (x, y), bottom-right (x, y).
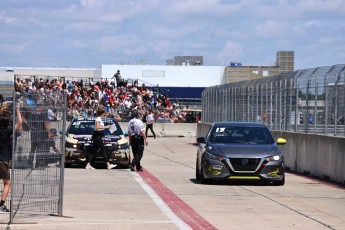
top-left (65, 117), bottom-right (130, 168)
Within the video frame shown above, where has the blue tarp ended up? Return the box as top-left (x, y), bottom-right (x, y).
top-left (158, 87), bottom-right (205, 99)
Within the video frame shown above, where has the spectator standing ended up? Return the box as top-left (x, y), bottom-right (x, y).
top-left (0, 101), bottom-right (10, 118)
top-left (28, 100), bottom-right (50, 168)
top-left (338, 114), bottom-right (345, 125)
top-left (308, 114), bottom-right (313, 124)
top-left (47, 107), bottom-right (56, 121)
top-left (145, 110), bottom-right (156, 139)
top-left (72, 105), bottom-right (80, 118)
top-left (256, 114), bottom-right (262, 123)
top-left (113, 70), bottom-right (123, 87)
top-left (128, 110), bottom-right (148, 172)
top-left (0, 102), bottom-right (22, 213)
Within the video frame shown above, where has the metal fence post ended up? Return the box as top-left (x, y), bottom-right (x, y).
top-left (314, 81), bottom-right (318, 134)
top-left (325, 81), bottom-right (329, 134)
top-left (334, 80), bottom-right (338, 136)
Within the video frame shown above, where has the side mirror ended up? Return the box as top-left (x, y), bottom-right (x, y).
top-left (277, 138), bottom-right (287, 145)
top-left (196, 137), bottom-right (206, 143)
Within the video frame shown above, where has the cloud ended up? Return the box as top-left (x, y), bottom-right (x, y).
top-left (0, 43), bottom-right (27, 55)
top-left (0, 0), bottom-right (344, 69)
top-left (256, 20), bottom-right (289, 37)
top-left (167, 0), bottom-right (241, 17)
top-left (99, 34), bottom-right (145, 55)
top-left (293, 20), bottom-right (321, 32)
top-left (66, 22), bottom-right (109, 32)
top-left (217, 41), bottom-right (243, 64)
top-left (319, 35), bottom-right (344, 44)
top-left (0, 15), bottom-right (16, 24)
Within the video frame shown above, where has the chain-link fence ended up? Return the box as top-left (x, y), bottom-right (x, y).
top-left (202, 64), bottom-right (345, 136)
top-left (0, 90), bottom-right (66, 223)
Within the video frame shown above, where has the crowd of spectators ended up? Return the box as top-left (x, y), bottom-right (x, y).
top-left (13, 76), bottom-right (201, 123)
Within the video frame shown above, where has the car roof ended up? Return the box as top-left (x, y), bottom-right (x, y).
top-left (213, 122), bottom-right (266, 127)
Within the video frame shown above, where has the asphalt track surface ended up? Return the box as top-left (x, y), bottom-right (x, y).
top-left (1, 137), bottom-right (345, 230)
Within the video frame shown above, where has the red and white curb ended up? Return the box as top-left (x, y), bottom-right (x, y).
top-left (131, 169), bottom-right (217, 230)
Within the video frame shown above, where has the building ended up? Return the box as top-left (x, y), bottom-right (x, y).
top-left (223, 51), bottom-right (294, 83)
top-left (165, 56), bottom-right (203, 66)
top-left (102, 64), bottom-right (223, 105)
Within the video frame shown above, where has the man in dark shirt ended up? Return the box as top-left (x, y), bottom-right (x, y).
top-left (0, 102), bottom-right (22, 213)
top-left (28, 102), bottom-right (50, 168)
top-left (35, 128), bottom-right (61, 168)
top-left (112, 70), bottom-right (123, 87)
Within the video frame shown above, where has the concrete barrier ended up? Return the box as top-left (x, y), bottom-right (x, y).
top-left (119, 122), bottom-right (198, 138)
top-left (196, 122), bottom-right (345, 185)
top-left (270, 131), bottom-right (345, 185)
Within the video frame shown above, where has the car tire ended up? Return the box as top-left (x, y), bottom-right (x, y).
top-left (272, 175), bottom-right (285, 186)
top-left (199, 158), bottom-right (211, 184)
top-left (125, 161), bottom-right (131, 169)
top-left (196, 160), bottom-right (201, 181)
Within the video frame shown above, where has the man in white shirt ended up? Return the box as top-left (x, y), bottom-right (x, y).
top-left (47, 108), bottom-right (56, 121)
top-left (145, 110), bottom-right (156, 139)
top-left (128, 110), bottom-right (148, 172)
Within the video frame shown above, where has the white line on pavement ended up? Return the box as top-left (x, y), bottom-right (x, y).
top-left (131, 172), bottom-right (192, 230)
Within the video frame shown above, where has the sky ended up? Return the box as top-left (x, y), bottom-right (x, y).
top-left (0, 0), bottom-right (344, 70)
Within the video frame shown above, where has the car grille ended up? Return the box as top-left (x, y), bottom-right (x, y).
top-left (228, 158), bottom-right (261, 172)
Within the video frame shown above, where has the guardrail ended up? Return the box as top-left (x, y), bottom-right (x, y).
top-left (295, 124), bottom-right (345, 136)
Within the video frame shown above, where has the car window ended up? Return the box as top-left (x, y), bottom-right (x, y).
top-left (209, 126), bottom-right (274, 144)
top-left (67, 119), bottom-right (123, 136)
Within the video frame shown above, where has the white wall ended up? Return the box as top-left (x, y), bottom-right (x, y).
top-left (0, 70), bottom-right (14, 83)
top-left (101, 64), bottom-right (225, 87)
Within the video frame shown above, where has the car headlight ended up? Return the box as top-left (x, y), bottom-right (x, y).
top-left (66, 142), bottom-right (77, 148)
top-left (119, 142), bottom-right (129, 149)
top-left (118, 149), bottom-right (128, 154)
top-left (266, 155), bottom-right (281, 161)
top-left (205, 151), bottom-right (224, 161)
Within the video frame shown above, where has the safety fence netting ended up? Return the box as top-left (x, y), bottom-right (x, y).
top-left (0, 91), bottom-right (66, 223)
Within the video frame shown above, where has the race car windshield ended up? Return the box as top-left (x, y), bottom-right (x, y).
top-left (209, 126), bottom-right (275, 145)
top-left (67, 120), bottom-right (123, 136)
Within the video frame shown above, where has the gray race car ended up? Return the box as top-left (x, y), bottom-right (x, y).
top-left (196, 122), bottom-right (287, 185)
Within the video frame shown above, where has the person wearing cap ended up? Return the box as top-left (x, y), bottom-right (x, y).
top-left (128, 110), bottom-right (148, 172)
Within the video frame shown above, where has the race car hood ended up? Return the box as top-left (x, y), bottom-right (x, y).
top-left (208, 143), bottom-right (280, 158)
top-left (66, 134), bottom-right (127, 145)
